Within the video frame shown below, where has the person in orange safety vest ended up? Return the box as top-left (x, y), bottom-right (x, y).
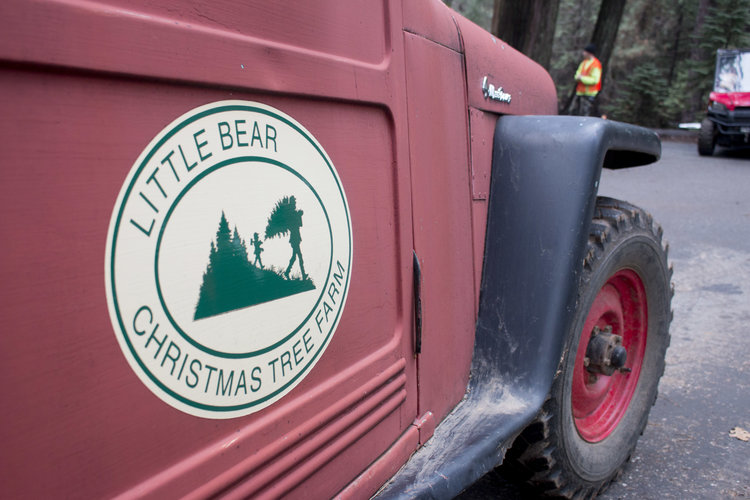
top-left (571, 43), bottom-right (602, 116)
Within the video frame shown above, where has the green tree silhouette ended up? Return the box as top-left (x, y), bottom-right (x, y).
top-left (215, 212), bottom-right (231, 251)
top-left (231, 226), bottom-right (249, 262)
top-left (194, 211), bottom-right (314, 320)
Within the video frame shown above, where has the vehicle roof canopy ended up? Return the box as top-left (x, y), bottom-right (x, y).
top-left (715, 49), bottom-right (750, 93)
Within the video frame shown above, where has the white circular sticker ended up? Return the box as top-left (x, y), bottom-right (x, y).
top-left (105, 101), bottom-right (352, 418)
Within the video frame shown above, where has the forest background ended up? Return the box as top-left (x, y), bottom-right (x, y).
top-left (444, 0), bottom-right (750, 127)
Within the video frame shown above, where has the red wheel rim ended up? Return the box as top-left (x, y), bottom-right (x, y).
top-left (571, 269), bottom-right (648, 442)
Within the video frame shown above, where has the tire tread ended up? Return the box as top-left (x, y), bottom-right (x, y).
top-left (499, 197), bottom-right (673, 498)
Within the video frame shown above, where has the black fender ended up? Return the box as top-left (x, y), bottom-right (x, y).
top-left (476, 115), bottom-right (661, 391)
top-left (376, 116), bottom-right (660, 499)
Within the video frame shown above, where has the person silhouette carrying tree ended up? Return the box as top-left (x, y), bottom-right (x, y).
top-left (265, 195), bottom-right (307, 281)
top-left (250, 232), bottom-right (264, 268)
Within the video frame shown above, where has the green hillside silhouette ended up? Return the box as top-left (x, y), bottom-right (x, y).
top-left (194, 212), bottom-right (314, 320)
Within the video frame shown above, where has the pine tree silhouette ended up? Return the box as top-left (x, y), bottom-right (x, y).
top-left (194, 210), bottom-right (315, 320)
top-left (215, 212), bottom-right (232, 255)
top-left (231, 226), bottom-right (250, 262)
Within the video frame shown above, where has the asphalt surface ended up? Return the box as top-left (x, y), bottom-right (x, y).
top-left (458, 140), bottom-right (750, 499)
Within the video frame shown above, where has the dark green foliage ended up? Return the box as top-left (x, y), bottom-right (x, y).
top-left (565, 0), bottom-right (748, 125)
top-left (265, 196), bottom-right (297, 240)
top-left (446, 0), bottom-right (750, 127)
top-left (194, 212), bottom-right (314, 320)
top-left (610, 62), bottom-right (668, 126)
top-left (700, 0), bottom-right (750, 51)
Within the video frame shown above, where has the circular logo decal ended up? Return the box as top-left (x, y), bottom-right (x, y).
top-left (105, 101), bottom-right (352, 418)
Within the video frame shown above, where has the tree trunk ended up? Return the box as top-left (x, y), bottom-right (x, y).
top-left (491, 0), bottom-right (561, 70)
top-left (590, 0), bottom-right (628, 81)
top-left (667, 7), bottom-right (684, 87)
top-left (683, 0), bottom-right (714, 122)
top-left (558, 0), bottom-right (627, 113)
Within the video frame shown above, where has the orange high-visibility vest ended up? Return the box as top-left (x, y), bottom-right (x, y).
top-left (576, 57), bottom-right (602, 95)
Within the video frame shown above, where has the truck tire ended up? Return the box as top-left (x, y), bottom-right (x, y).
top-left (501, 197), bottom-right (672, 498)
top-left (697, 118), bottom-right (716, 156)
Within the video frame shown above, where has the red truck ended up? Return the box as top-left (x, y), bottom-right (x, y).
top-left (0, 1), bottom-right (671, 498)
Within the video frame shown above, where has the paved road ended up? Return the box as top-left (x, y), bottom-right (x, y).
top-left (459, 140), bottom-right (750, 499)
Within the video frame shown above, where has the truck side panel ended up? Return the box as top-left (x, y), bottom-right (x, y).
top-left (0, 1), bottom-right (421, 498)
top-left (404, 31), bottom-right (476, 424)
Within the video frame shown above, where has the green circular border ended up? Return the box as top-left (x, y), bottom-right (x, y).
top-left (108, 103), bottom-right (352, 413)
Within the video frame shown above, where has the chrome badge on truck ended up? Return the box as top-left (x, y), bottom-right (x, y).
top-left (105, 101), bottom-right (352, 418)
top-left (482, 76), bottom-right (512, 104)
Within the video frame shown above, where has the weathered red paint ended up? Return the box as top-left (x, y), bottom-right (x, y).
top-left (404, 29), bottom-right (476, 423)
top-left (0, 0), bottom-right (557, 497)
top-left (402, 0), bottom-right (462, 52)
top-left (457, 14), bottom-right (558, 116)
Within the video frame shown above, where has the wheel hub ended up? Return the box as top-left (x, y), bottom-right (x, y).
top-left (584, 326), bottom-right (630, 377)
top-left (571, 269), bottom-right (648, 443)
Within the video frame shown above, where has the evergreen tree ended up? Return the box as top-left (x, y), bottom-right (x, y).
top-left (231, 226), bottom-right (249, 262)
top-left (194, 211), bottom-right (314, 320)
top-left (215, 212), bottom-right (231, 253)
top-left (444, 0), bottom-right (748, 126)
top-left (700, 0), bottom-right (750, 51)
top-left (611, 62), bottom-right (669, 126)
